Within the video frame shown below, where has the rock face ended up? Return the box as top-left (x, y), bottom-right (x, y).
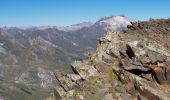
top-left (53, 18), bottom-right (170, 100)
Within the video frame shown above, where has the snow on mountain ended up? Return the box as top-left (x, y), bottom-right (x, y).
top-left (1, 15), bottom-right (131, 32)
top-left (94, 15), bottom-right (132, 31)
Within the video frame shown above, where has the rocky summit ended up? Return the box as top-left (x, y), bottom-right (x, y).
top-left (53, 18), bottom-right (170, 100)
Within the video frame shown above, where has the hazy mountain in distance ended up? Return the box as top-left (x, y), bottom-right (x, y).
top-left (65, 15), bottom-right (132, 50)
top-left (0, 15), bottom-right (131, 100)
top-left (58, 22), bottom-right (93, 32)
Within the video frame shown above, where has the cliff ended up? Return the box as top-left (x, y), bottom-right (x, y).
top-left (52, 18), bottom-right (170, 100)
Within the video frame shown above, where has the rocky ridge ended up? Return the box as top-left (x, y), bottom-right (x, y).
top-left (53, 18), bottom-right (170, 100)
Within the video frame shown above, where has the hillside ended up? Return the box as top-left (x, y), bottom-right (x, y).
top-left (0, 15), bottom-right (131, 100)
top-left (53, 18), bottom-right (170, 100)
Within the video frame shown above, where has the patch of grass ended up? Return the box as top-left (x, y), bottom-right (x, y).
top-left (107, 69), bottom-right (117, 81)
top-left (88, 76), bottom-right (99, 86)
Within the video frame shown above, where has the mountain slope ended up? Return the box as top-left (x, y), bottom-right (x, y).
top-left (0, 15), bottom-right (131, 100)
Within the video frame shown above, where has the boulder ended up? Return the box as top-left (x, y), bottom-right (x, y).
top-left (71, 61), bottom-right (100, 80)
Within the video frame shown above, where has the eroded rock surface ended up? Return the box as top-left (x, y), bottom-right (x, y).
top-left (53, 19), bottom-right (170, 100)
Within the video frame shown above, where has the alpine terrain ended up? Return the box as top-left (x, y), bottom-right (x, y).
top-left (53, 18), bottom-right (170, 100)
top-left (0, 15), bottom-right (131, 100)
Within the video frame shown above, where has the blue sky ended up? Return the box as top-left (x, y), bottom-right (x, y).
top-left (0, 0), bottom-right (170, 27)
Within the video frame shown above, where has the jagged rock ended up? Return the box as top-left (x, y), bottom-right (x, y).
top-left (154, 67), bottom-right (166, 83)
top-left (148, 50), bottom-right (167, 63)
top-left (134, 75), bottom-right (170, 100)
top-left (166, 67), bottom-right (170, 82)
top-left (122, 65), bottom-right (150, 72)
top-left (120, 70), bottom-right (170, 100)
top-left (157, 62), bottom-right (165, 67)
top-left (66, 74), bottom-right (82, 82)
top-left (104, 93), bottom-right (114, 100)
top-left (53, 18), bottom-right (170, 100)
top-left (71, 61), bottom-right (100, 80)
top-left (137, 95), bottom-right (149, 100)
top-left (147, 64), bottom-right (167, 83)
top-left (141, 74), bottom-right (153, 81)
top-left (126, 82), bottom-right (136, 94)
top-left (54, 71), bottom-right (80, 92)
top-left (54, 86), bottom-right (64, 100)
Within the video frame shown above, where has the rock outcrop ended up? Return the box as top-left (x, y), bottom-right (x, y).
top-left (53, 18), bottom-right (170, 100)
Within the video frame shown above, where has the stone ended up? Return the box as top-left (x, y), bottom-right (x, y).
top-left (71, 61), bottom-right (100, 80)
top-left (79, 95), bottom-right (84, 100)
top-left (126, 82), bottom-right (136, 94)
top-left (147, 51), bottom-right (167, 63)
top-left (166, 67), bottom-right (170, 82)
top-left (54, 71), bottom-right (79, 92)
top-left (66, 74), bottom-right (82, 82)
top-left (121, 93), bottom-right (132, 100)
top-left (54, 86), bottom-right (66, 99)
top-left (154, 68), bottom-right (166, 83)
top-left (157, 62), bottom-right (165, 67)
top-left (111, 80), bottom-right (121, 88)
top-left (139, 56), bottom-right (151, 64)
top-left (141, 74), bottom-right (153, 81)
top-left (123, 65), bottom-right (150, 72)
top-left (104, 94), bottom-right (114, 100)
top-left (95, 63), bottom-right (108, 74)
top-left (129, 71), bottom-right (170, 100)
top-left (148, 64), bottom-right (166, 83)
top-left (137, 95), bottom-right (149, 100)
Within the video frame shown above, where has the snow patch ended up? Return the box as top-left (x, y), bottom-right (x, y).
top-left (97, 15), bottom-right (132, 31)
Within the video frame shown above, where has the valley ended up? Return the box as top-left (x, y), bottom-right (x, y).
top-left (0, 15), bottom-right (131, 100)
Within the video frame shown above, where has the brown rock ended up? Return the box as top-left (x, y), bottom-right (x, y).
top-left (142, 74), bottom-right (153, 81)
top-left (166, 67), bottom-right (170, 82)
top-left (95, 63), bottom-right (108, 74)
top-left (137, 95), bottom-right (149, 100)
top-left (54, 71), bottom-right (79, 91)
top-left (126, 82), bottom-right (136, 94)
top-left (154, 68), bottom-right (166, 84)
top-left (148, 64), bottom-right (166, 83)
top-left (126, 70), bottom-right (170, 100)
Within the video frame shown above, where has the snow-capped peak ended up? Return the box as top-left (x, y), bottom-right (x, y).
top-left (99, 16), bottom-right (131, 25)
top-left (94, 15), bottom-right (132, 31)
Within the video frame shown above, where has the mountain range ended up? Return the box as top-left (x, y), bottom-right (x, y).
top-left (0, 15), bottom-right (131, 100)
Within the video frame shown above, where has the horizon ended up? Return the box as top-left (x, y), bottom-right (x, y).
top-left (0, 0), bottom-right (170, 27)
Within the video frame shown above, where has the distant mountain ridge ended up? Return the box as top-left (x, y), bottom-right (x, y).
top-left (58, 22), bottom-right (93, 32)
top-left (2, 15), bottom-right (131, 32)
top-left (0, 15), bottom-right (131, 100)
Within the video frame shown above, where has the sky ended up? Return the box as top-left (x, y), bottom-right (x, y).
top-left (0, 0), bottom-right (170, 27)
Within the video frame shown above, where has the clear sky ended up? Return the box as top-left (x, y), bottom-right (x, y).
top-left (0, 0), bottom-right (170, 27)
